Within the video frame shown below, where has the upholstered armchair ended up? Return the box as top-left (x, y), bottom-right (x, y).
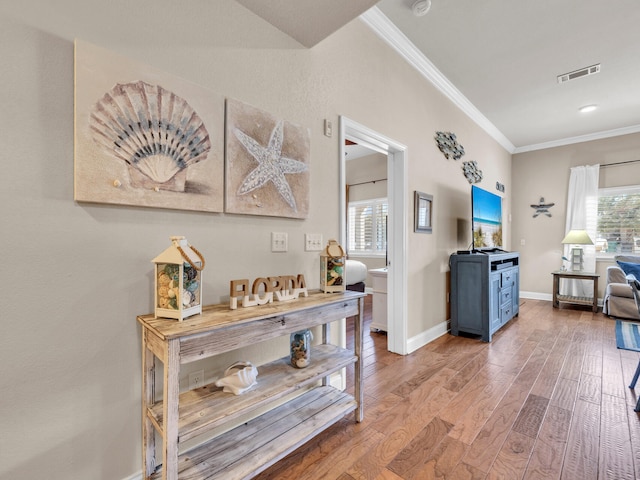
top-left (603, 255), bottom-right (640, 320)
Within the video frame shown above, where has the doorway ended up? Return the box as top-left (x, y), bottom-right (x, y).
top-left (339, 117), bottom-right (408, 355)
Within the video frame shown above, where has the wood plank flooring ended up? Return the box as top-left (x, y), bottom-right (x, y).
top-left (254, 297), bottom-right (640, 480)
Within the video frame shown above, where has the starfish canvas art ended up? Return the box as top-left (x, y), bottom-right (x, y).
top-left (225, 98), bottom-right (310, 218)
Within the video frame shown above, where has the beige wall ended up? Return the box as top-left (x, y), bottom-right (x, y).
top-left (513, 133), bottom-right (640, 299)
top-left (0, 1), bottom-right (511, 478)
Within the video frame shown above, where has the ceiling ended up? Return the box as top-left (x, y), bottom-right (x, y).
top-left (238, 0), bottom-right (640, 154)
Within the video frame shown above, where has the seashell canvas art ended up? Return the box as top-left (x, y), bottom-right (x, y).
top-left (74, 39), bottom-right (224, 212)
top-left (89, 81), bottom-right (211, 192)
top-left (225, 98), bottom-right (310, 219)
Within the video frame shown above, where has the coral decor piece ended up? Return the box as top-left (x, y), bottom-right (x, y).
top-left (462, 160), bottom-right (483, 184)
top-left (434, 131), bottom-right (465, 160)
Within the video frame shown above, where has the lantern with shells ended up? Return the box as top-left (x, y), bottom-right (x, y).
top-left (152, 236), bottom-right (205, 321)
top-left (320, 239), bottom-right (346, 293)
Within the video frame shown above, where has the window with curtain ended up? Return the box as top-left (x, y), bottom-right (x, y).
top-left (347, 198), bottom-right (387, 256)
top-left (597, 184), bottom-right (640, 256)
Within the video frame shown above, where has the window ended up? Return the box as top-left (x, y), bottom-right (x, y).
top-left (596, 185), bottom-right (640, 256)
top-left (348, 198), bottom-right (388, 256)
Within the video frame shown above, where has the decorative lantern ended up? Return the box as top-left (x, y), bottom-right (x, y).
top-left (152, 236), bottom-right (205, 321)
top-left (320, 239), bottom-right (346, 293)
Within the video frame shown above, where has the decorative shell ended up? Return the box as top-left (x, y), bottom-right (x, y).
top-left (214, 362), bottom-right (258, 395)
top-left (89, 80), bottom-right (211, 191)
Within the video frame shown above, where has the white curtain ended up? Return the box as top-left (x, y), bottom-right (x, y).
top-left (562, 164), bottom-right (600, 296)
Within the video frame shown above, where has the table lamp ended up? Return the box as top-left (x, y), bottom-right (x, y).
top-left (561, 229), bottom-right (593, 271)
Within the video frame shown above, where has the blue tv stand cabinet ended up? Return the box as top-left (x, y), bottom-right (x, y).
top-left (449, 250), bottom-right (520, 342)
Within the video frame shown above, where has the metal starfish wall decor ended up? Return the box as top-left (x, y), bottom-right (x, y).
top-left (530, 197), bottom-right (555, 217)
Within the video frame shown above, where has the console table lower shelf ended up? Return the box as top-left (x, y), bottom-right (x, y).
top-left (150, 386), bottom-right (355, 480)
top-left (138, 290), bottom-right (365, 480)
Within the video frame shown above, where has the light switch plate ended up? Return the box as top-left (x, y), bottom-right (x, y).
top-left (305, 233), bottom-right (323, 251)
top-left (271, 232), bottom-right (288, 252)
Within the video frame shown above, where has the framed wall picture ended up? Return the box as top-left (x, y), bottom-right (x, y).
top-left (74, 39), bottom-right (225, 213)
top-left (414, 191), bottom-right (433, 233)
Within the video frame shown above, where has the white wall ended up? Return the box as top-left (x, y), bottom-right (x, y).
top-left (0, 1), bottom-right (512, 478)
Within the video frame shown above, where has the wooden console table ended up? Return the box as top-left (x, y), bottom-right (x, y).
top-left (551, 270), bottom-right (599, 312)
top-left (137, 290), bottom-right (365, 480)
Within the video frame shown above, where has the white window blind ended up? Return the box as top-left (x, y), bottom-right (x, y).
top-left (597, 185), bottom-right (640, 255)
top-left (348, 198), bottom-right (388, 256)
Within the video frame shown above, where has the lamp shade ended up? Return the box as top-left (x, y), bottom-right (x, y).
top-left (561, 229), bottom-right (593, 245)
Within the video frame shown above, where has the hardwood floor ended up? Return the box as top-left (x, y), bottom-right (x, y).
top-left (255, 296), bottom-right (640, 480)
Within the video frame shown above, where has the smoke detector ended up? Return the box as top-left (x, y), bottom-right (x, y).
top-left (412, 0), bottom-right (432, 16)
top-left (557, 64), bottom-right (601, 84)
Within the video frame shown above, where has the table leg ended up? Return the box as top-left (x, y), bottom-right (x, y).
top-left (593, 276), bottom-right (598, 312)
top-left (162, 339), bottom-right (180, 480)
top-left (553, 274), bottom-right (559, 308)
top-left (354, 296), bottom-right (364, 423)
top-left (142, 330), bottom-right (156, 478)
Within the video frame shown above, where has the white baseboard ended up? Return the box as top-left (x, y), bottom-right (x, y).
top-left (406, 319), bottom-right (448, 354)
top-left (520, 290), bottom-right (602, 307)
top-left (520, 291), bottom-right (553, 301)
top-left (121, 472), bottom-right (142, 480)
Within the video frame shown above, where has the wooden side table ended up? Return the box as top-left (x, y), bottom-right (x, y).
top-left (551, 270), bottom-right (599, 312)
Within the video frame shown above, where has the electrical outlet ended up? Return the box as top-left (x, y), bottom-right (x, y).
top-left (189, 370), bottom-right (204, 390)
top-left (305, 233), bottom-right (323, 251)
top-left (271, 232), bottom-right (288, 252)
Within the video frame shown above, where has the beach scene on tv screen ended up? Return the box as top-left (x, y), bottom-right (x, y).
top-left (473, 186), bottom-right (502, 248)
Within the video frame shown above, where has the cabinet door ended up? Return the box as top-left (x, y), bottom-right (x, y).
top-left (489, 272), bottom-right (502, 330)
top-left (372, 292), bottom-right (387, 331)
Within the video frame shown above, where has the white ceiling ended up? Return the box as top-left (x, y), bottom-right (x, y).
top-left (239, 0), bottom-right (640, 154)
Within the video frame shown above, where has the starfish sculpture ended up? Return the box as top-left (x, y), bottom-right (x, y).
top-left (234, 121), bottom-right (308, 212)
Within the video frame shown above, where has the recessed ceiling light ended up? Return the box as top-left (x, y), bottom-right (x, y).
top-left (579, 104), bottom-right (598, 113)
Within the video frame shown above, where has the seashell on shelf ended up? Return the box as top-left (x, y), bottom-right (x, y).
top-left (215, 362), bottom-right (258, 395)
top-left (89, 80), bottom-right (211, 192)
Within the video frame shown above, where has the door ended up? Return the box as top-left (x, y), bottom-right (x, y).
top-left (339, 117), bottom-right (408, 354)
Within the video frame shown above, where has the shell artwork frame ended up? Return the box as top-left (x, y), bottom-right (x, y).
top-left (74, 39), bottom-right (225, 212)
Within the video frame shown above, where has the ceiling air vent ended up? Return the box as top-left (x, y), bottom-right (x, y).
top-left (557, 64), bottom-right (601, 84)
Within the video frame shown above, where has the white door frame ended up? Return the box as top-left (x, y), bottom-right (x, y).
top-left (339, 117), bottom-right (408, 355)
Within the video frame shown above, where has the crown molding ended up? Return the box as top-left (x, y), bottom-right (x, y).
top-left (513, 124), bottom-right (640, 154)
top-left (359, 7), bottom-right (516, 154)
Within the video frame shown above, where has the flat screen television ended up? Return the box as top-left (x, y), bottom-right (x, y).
top-left (472, 185), bottom-right (503, 250)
